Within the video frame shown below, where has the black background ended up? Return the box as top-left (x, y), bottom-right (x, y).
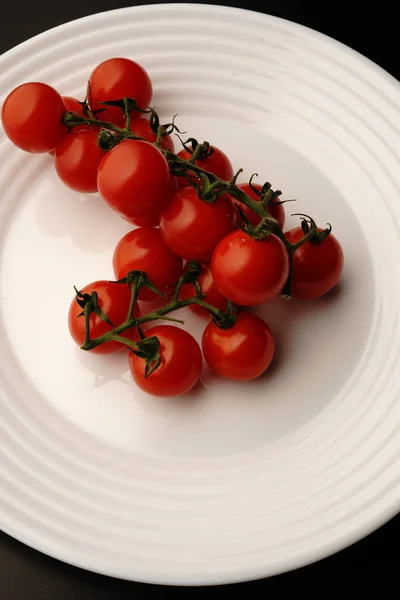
top-left (1, 1), bottom-right (399, 597)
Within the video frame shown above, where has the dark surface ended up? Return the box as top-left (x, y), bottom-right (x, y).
top-left (1, 1), bottom-right (399, 597)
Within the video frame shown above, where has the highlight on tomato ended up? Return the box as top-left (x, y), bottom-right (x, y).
top-left (1, 82), bottom-right (67, 153)
top-left (55, 129), bottom-right (106, 193)
top-left (97, 140), bottom-right (172, 221)
top-left (285, 226), bottom-right (344, 299)
top-left (160, 186), bottom-right (236, 261)
top-left (88, 57), bottom-right (153, 126)
top-left (202, 312), bottom-right (275, 381)
top-left (211, 230), bottom-right (289, 306)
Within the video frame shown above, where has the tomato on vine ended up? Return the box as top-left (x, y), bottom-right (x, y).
top-left (176, 144), bottom-right (233, 188)
top-left (88, 58), bottom-right (152, 125)
top-left (129, 325), bottom-right (202, 396)
top-left (202, 313), bottom-right (275, 380)
top-left (113, 227), bottom-right (183, 302)
top-left (285, 226), bottom-right (344, 299)
top-left (68, 280), bottom-right (140, 354)
top-left (130, 117), bottom-right (174, 152)
top-left (211, 230), bottom-right (289, 306)
top-left (230, 183), bottom-right (285, 229)
top-left (160, 186), bottom-right (236, 261)
top-left (97, 140), bottom-right (172, 220)
top-left (179, 263), bottom-right (229, 317)
top-left (55, 129), bottom-right (106, 193)
top-left (2, 82), bottom-right (67, 153)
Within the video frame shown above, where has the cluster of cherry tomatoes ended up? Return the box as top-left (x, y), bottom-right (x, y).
top-left (1, 57), bottom-right (344, 398)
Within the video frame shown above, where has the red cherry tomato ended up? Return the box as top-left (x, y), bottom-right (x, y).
top-left (88, 58), bottom-right (152, 126)
top-left (63, 96), bottom-right (86, 118)
top-left (130, 117), bottom-right (174, 152)
top-left (97, 140), bottom-right (172, 220)
top-left (68, 280), bottom-right (140, 354)
top-left (180, 263), bottom-right (229, 317)
top-left (176, 145), bottom-right (233, 188)
top-left (285, 227), bottom-right (344, 299)
top-left (1, 82), bottom-right (67, 153)
top-left (55, 129), bottom-right (105, 193)
top-left (113, 227), bottom-right (183, 302)
top-left (122, 177), bottom-right (178, 228)
top-left (129, 325), bottom-right (202, 397)
top-left (230, 183), bottom-right (285, 229)
top-left (202, 313), bottom-right (275, 380)
top-left (160, 186), bottom-right (235, 261)
top-left (49, 96), bottom-right (92, 155)
top-left (211, 230), bottom-right (289, 306)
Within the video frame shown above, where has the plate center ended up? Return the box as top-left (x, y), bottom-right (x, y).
top-left (0, 116), bottom-right (374, 457)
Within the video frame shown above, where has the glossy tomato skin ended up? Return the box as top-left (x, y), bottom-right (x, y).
top-left (113, 227), bottom-right (183, 302)
top-left (1, 82), bottom-right (67, 153)
top-left (202, 313), bottom-right (275, 380)
top-left (68, 280), bottom-right (140, 354)
top-left (130, 118), bottom-right (174, 152)
top-left (88, 58), bottom-right (152, 126)
top-left (55, 129), bottom-right (105, 193)
top-left (63, 96), bottom-right (86, 119)
top-left (160, 186), bottom-right (236, 261)
top-left (50, 97), bottom-right (91, 155)
top-left (122, 177), bottom-right (178, 228)
top-left (230, 183), bottom-right (285, 229)
top-left (285, 227), bottom-right (344, 299)
top-left (176, 145), bottom-right (233, 188)
top-left (97, 140), bottom-right (172, 220)
top-left (212, 231), bottom-right (289, 306)
top-left (129, 325), bottom-right (202, 397)
top-left (180, 263), bottom-right (229, 317)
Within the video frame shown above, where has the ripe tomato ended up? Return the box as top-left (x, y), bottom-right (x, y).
top-left (230, 183), bottom-right (285, 229)
top-left (129, 325), bottom-right (202, 397)
top-left (97, 140), bottom-right (172, 220)
top-left (179, 263), bottom-right (229, 317)
top-left (176, 145), bottom-right (233, 188)
top-left (285, 227), bottom-right (344, 299)
top-left (113, 227), bottom-right (183, 302)
top-left (130, 117), bottom-right (174, 151)
top-left (1, 82), bottom-right (67, 153)
top-left (202, 313), bottom-right (275, 380)
top-left (212, 230), bottom-right (289, 306)
top-left (88, 58), bottom-right (152, 126)
top-left (160, 186), bottom-right (235, 261)
top-left (68, 280), bottom-right (140, 354)
top-left (55, 129), bottom-right (105, 193)
top-left (63, 96), bottom-right (86, 119)
top-left (49, 96), bottom-right (92, 155)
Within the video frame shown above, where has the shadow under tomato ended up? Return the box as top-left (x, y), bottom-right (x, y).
top-left (76, 346), bottom-right (132, 389)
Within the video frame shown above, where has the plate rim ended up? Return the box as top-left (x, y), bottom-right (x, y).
top-left (1, 2), bottom-right (399, 585)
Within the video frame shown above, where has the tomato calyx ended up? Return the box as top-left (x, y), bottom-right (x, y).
top-left (296, 213), bottom-right (332, 245)
top-left (74, 286), bottom-right (114, 327)
top-left (76, 262), bottom-right (237, 365)
top-left (115, 269), bottom-right (167, 300)
top-left (131, 335), bottom-right (161, 377)
top-left (148, 109), bottom-right (183, 148)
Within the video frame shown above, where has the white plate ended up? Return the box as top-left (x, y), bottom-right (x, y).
top-left (0, 3), bottom-right (399, 586)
